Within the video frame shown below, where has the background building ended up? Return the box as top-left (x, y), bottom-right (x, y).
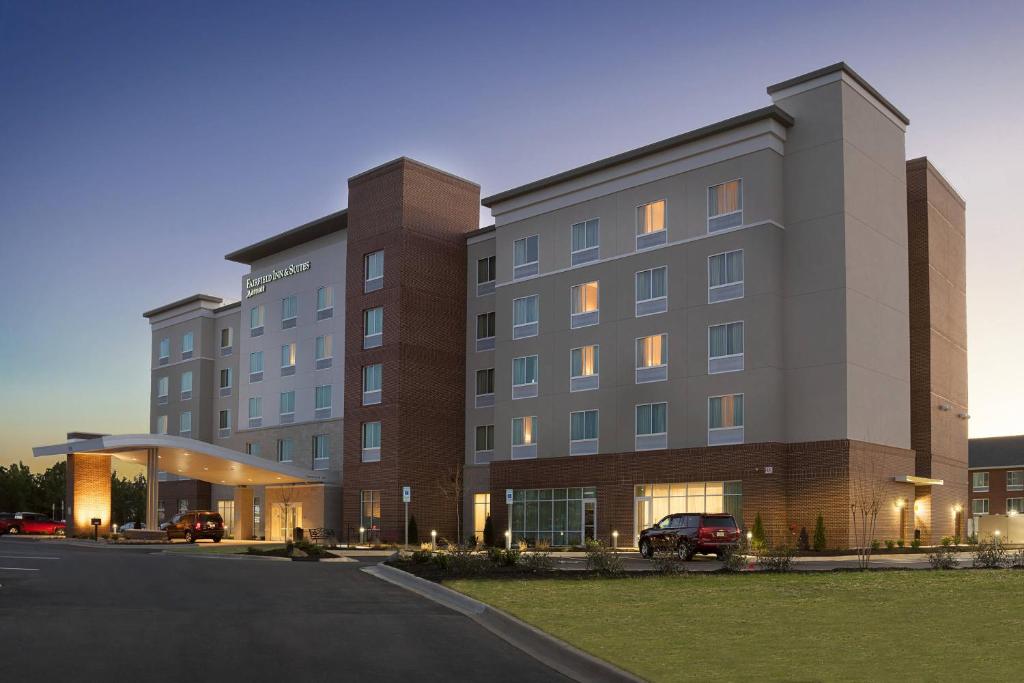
top-left (968, 435), bottom-right (1024, 518)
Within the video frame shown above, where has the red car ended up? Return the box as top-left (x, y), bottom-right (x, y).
top-left (0, 512), bottom-right (66, 536)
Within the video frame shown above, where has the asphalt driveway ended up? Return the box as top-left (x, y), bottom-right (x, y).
top-left (0, 537), bottom-right (565, 682)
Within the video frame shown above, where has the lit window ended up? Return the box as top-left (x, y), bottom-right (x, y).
top-left (473, 493), bottom-right (491, 540)
top-left (179, 411), bottom-right (192, 435)
top-left (972, 471), bottom-right (989, 492)
top-left (365, 250), bottom-right (384, 287)
top-left (636, 334), bottom-right (667, 383)
top-left (708, 179), bottom-right (743, 232)
top-left (708, 322), bottom-right (744, 374)
top-left (708, 250), bottom-right (744, 303)
top-left (1008, 498), bottom-right (1024, 514)
top-left (156, 415), bottom-right (168, 435)
top-left (570, 281), bottom-right (599, 328)
top-left (281, 343), bottom-right (296, 368)
top-left (971, 498), bottom-right (989, 515)
top-left (570, 345), bottom-right (599, 378)
top-left (279, 391), bottom-right (295, 417)
top-left (360, 490), bottom-right (382, 533)
top-left (635, 403), bottom-right (667, 436)
top-left (637, 200), bottom-right (666, 235)
top-left (709, 394), bottom-right (744, 445)
top-left (277, 438), bottom-right (294, 463)
top-left (512, 416), bottom-right (537, 447)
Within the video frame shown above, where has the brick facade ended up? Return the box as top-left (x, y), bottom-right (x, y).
top-left (156, 479), bottom-right (212, 522)
top-left (66, 452), bottom-right (112, 536)
top-left (342, 158), bottom-right (480, 542)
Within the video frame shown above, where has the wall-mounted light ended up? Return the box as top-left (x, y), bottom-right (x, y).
top-left (937, 403), bottom-right (951, 412)
top-left (895, 498), bottom-right (906, 509)
top-left (953, 503), bottom-right (962, 514)
top-left (958, 413), bottom-right (970, 420)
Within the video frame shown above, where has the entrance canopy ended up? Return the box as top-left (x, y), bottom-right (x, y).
top-left (33, 433), bottom-right (329, 486)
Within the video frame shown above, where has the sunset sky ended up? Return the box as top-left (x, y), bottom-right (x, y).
top-left (2, 1), bottom-right (1022, 471)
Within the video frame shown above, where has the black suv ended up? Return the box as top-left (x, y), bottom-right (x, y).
top-left (161, 511), bottom-right (224, 543)
top-left (638, 513), bottom-right (741, 560)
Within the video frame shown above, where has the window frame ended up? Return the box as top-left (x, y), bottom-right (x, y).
top-left (512, 234), bottom-right (540, 280)
top-left (707, 249), bottom-right (745, 303)
top-left (635, 265), bottom-right (668, 317)
top-left (635, 198), bottom-right (668, 250)
top-left (363, 307), bottom-right (383, 348)
top-left (477, 255), bottom-right (496, 296)
top-left (569, 409), bottom-right (599, 455)
top-left (179, 411), bottom-right (192, 435)
top-left (707, 178), bottom-right (744, 233)
top-left (361, 421), bottom-right (382, 462)
top-left (279, 390), bottom-right (296, 419)
top-left (364, 250), bottom-right (384, 289)
top-left (276, 437), bottom-right (294, 463)
top-left (971, 498), bottom-right (989, 515)
top-left (635, 333), bottom-right (668, 384)
top-left (972, 471), bottom-right (990, 492)
top-left (708, 393), bottom-right (745, 446)
top-left (512, 294), bottom-right (539, 339)
top-left (181, 331), bottom-right (194, 358)
top-left (511, 415), bottom-right (538, 453)
top-left (570, 280), bottom-right (600, 328)
top-left (1007, 471), bottom-right (1024, 491)
top-left (512, 355), bottom-right (539, 399)
top-left (570, 218), bottom-right (600, 265)
top-left (707, 321), bottom-right (745, 374)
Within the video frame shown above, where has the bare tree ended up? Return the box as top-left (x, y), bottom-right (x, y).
top-left (437, 462), bottom-right (463, 544)
top-left (849, 457), bottom-right (887, 569)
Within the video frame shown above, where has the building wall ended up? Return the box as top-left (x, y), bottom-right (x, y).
top-left (343, 158), bottom-right (480, 543)
top-left (66, 452), bottom-right (111, 536)
top-left (150, 310), bottom-right (219, 442)
top-left (969, 468), bottom-right (1024, 517)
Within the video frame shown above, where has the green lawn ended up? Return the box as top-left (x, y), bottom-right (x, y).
top-left (448, 571), bottom-right (1024, 681)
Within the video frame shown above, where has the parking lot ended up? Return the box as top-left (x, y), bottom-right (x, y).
top-left (0, 537), bottom-right (565, 682)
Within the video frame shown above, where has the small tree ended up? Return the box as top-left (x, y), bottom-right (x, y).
top-left (408, 515), bottom-right (419, 545)
top-left (482, 515), bottom-right (495, 547)
top-left (850, 458), bottom-right (887, 569)
top-left (813, 515), bottom-right (827, 551)
top-left (751, 513), bottom-right (766, 549)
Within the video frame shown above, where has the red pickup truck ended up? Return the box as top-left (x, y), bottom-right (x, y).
top-left (0, 512), bottom-right (66, 536)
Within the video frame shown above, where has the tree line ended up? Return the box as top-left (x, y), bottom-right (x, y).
top-left (0, 461), bottom-right (148, 524)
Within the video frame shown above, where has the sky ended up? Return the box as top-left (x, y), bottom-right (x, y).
top-left (2, 0), bottom-right (1022, 471)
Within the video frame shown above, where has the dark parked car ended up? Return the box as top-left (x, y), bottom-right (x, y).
top-left (160, 511), bottom-right (224, 543)
top-left (0, 512), bottom-right (65, 536)
top-left (638, 513), bottom-right (740, 560)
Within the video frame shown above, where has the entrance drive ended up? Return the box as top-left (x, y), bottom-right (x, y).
top-left (271, 503), bottom-right (302, 541)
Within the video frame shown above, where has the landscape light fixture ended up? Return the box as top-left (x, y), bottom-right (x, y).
top-left (431, 529), bottom-right (437, 551)
top-left (612, 530), bottom-right (619, 551)
top-left (504, 529), bottom-right (511, 550)
top-left (90, 517), bottom-right (101, 541)
top-left (359, 526), bottom-right (365, 544)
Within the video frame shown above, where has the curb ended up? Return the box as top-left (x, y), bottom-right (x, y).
top-left (363, 563), bottom-right (642, 683)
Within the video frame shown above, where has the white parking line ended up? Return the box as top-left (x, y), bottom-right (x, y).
top-left (0, 555), bottom-right (59, 560)
top-left (0, 567), bottom-right (39, 571)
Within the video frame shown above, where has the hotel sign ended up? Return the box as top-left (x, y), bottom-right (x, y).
top-left (245, 261), bottom-right (311, 298)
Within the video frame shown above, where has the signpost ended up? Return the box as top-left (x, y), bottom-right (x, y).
top-left (402, 486), bottom-right (411, 548)
top-left (505, 489), bottom-right (513, 550)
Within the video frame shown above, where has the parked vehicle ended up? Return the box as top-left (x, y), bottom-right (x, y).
top-left (160, 511), bottom-right (224, 543)
top-left (638, 513), bottom-right (740, 560)
top-left (0, 512), bottom-right (66, 536)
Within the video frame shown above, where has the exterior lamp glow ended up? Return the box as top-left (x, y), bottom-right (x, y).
top-left (504, 529), bottom-right (511, 550)
top-left (359, 526), bottom-right (365, 544)
top-left (431, 529), bottom-right (437, 551)
top-left (746, 531), bottom-right (753, 541)
top-left (953, 503), bottom-right (962, 514)
top-left (612, 530), bottom-right (619, 551)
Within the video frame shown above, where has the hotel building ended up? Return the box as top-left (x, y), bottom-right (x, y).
top-left (38, 63), bottom-right (967, 548)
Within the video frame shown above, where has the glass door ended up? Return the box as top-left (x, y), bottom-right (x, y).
top-left (583, 499), bottom-right (597, 542)
top-left (272, 503), bottom-right (303, 541)
top-left (635, 495), bottom-right (652, 544)
top-left (217, 500), bottom-right (235, 538)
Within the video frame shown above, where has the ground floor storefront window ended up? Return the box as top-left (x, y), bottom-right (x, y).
top-left (217, 500), bottom-right (235, 538)
top-left (634, 481), bottom-right (742, 542)
top-left (511, 487), bottom-right (596, 547)
top-left (473, 493), bottom-right (490, 542)
top-left (360, 490), bottom-right (381, 539)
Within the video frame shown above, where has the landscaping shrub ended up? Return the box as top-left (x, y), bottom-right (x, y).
top-left (651, 553), bottom-right (686, 575)
top-left (911, 539), bottom-right (922, 549)
top-left (897, 539), bottom-right (905, 548)
top-left (973, 539), bottom-right (1007, 568)
top-left (585, 539), bottom-right (624, 576)
top-left (927, 544), bottom-right (959, 569)
top-left (1009, 549), bottom-right (1024, 569)
top-left (536, 538), bottom-right (551, 551)
top-left (482, 515), bottom-right (494, 547)
top-left (870, 539), bottom-right (881, 551)
top-left (720, 543), bottom-right (749, 572)
top-left (522, 551), bottom-right (555, 572)
top-left (410, 549), bottom-right (432, 564)
top-left (751, 513), bottom-right (766, 549)
top-left (940, 536), bottom-right (955, 547)
top-left (755, 545), bottom-right (796, 572)
top-left (885, 539), bottom-right (896, 550)
top-left (293, 539), bottom-right (329, 557)
top-left (797, 527), bottom-right (810, 551)
top-left (488, 547), bottom-right (520, 567)
top-left (812, 515), bottom-right (827, 552)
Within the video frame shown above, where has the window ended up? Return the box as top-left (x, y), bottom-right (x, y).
top-left (972, 498), bottom-right (989, 515)
top-left (253, 496), bottom-right (261, 528)
top-left (708, 250), bottom-right (744, 303)
top-left (708, 179), bottom-right (743, 232)
top-left (510, 486), bottom-right (597, 547)
top-left (634, 482), bottom-right (743, 534)
top-left (314, 385), bottom-right (332, 418)
top-left (972, 471), bottom-right (989, 492)
top-left (180, 370), bottom-right (193, 399)
top-left (248, 397), bottom-right (262, 427)
top-left (220, 327), bottom-right (232, 350)
top-left (709, 394), bottom-right (744, 445)
top-left (636, 200), bottom-right (667, 249)
top-left (279, 391), bottom-right (295, 421)
top-left (636, 334), bottom-right (668, 383)
top-left (570, 409), bottom-right (599, 455)
top-left (219, 368), bottom-right (232, 391)
top-left (178, 499), bottom-right (189, 514)
top-left (475, 368), bottom-right (495, 408)
top-left (364, 307), bottom-right (383, 348)
top-left (281, 342), bottom-right (296, 370)
top-left (281, 295), bottom-right (298, 328)
top-left (512, 416), bottom-right (537, 459)
top-left (276, 438), bottom-right (294, 463)
top-left (156, 415), bottom-right (168, 435)
top-left (513, 235), bottom-right (539, 279)
top-left (1008, 471), bottom-right (1023, 491)
top-left (313, 434), bottom-right (330, 469)
top-left (570, 219), bottom-right (599, 265)
top-left (360, 490), bottom-right (382, 534)
top-left (181, 332), bottom-right (194, 359)
top-left (708, 322), bottom-right (744, 373)
top-left (635, 266), bottom-right (667, 316)
top-left (316, 286), bottom-right (334, 319)
top-left (512, 295), bottom-right (539, 339)
top-left (512, 355), bottom-right (539, 399)
top-left (249, 351), bottom-right (264, 382)
top-left (635, 403), bottom-right (667, 451)
top-left (364, 250), bottom-right (384, 291)
top-left (362, 364), bottom-right (382, 405)
top-left (570, 281), bottom-right (599, 328)
top-left (477, 255), bottom-right (496, 296)
top-left (476, 311), bottom-right (495, 351)
top-left (475, 425), bottom-right (495, 463)
top-left (570, 345), bottom-right (599, 392)
top-left (218, 409), bottom-right (231, 434)
top-left (158, 337), bottom-right (170, 363)
top-left (362, 421), bottom-right (381, 462)
top-left (157, 376), bottom-right (169, 399)
top-left (246, 442), bottom-right (260, 457)
top-left (315, 334), bottom-right (333, 369)
top-left (179, 411), bottom-right (192, 435)
top-left (474, 493), bottom-right (491, 541)
top-left (1008, 498), bottom-right (1024, 514)
top-left (250, 304), bottom-right (265, 336)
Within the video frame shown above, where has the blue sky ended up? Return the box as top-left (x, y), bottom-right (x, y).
top-left (2, 0), bottom-right (1023, 469)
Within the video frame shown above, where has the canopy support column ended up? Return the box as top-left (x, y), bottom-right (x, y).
top-left (146, 447), bottom-right (159, 528)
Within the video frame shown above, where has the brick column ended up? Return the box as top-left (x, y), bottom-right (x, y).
top-left (145, 448), bottom-right (159, 529)
top-left (233, 486), bottom-right (254, 540)
top-left (66, 452), bottom-right (112, 537)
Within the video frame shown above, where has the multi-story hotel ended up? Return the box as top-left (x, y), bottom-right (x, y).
top-left (39, 63), bottom-right (968, 547)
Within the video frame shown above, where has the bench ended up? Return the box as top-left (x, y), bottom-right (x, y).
top-left (305, 528), bottom-right (333, 544)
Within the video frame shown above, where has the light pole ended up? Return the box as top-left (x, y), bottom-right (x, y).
top-left (612, 530), bottom-right (619, 552)
top-left (359, 526), bottom-right (365, 545)
top-left (431, 529), bottom-right (437, 552)
top-left (504, 529), bottom-right (511, 551)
